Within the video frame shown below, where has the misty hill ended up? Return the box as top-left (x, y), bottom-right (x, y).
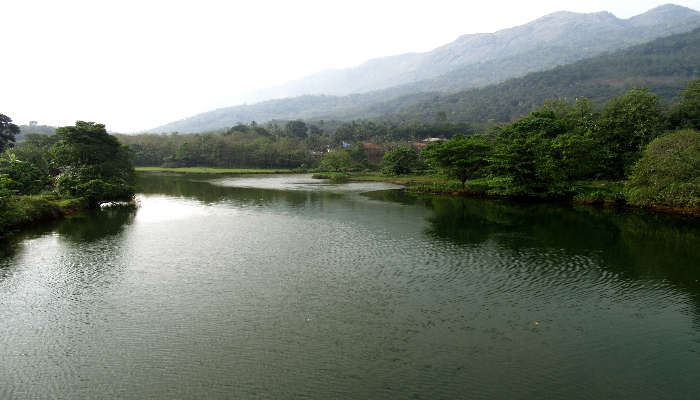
top-left (389, 26), bottom-right (700, 123)
top-left (151, 24), bottom-right (700, 133)
top-left (243, 4), bottom-right (700, 102)
top-left (15, 124), bottom-right (57, 141)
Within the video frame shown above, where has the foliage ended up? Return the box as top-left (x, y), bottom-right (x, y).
top-left (490, 106), bottom-right (609, 197)
top-left (0, 153), bottom-right (49, 195)
top-left (596, 88), bottom-right (664, 176)
top-left (0, 114), bottom-right (20, 153)
top-left (285, 120), bottom-right (308, 138)
top-left (52, 121), bottom-right (135, 206)
top-left (380, 146), bottom-right (421, 175)
top-left (624, 130), bottom-right (700, 208)
top-left (669, 79), bottom-right (700, 130)
top-left (319, 151), bottom-right (352, 172)
top-left (7, 133), bottom-right (59, 175)
top-left (120, 129), bottom-right (313, 169)
top-left (423, 135), bottom-right (490, 189)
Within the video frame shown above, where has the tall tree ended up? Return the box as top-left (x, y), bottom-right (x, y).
top-left (52, 121), bottom-right (135, 206)
top-left (0, 114), bottom-right (20, 153)
top-left (596, 88), bottom-right (664, 177)
top-left (423, 135), bottom-right (490, 189)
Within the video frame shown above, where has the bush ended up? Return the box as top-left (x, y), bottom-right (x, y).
top-left (624, 130), bottom-right (700, 208)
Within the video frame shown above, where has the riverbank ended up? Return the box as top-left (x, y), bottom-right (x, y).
top-left (133, 167), bottom-right (699, 216)
top-left (0, 196), bottom-right (90, 237)
top-left (349, 173), bottom-right (700, 217)
top-left (136, 167), bottom-right (294, 174)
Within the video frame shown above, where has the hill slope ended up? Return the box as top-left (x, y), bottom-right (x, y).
top-left (151, 25), bottom-right (700, 133)
top-left (243, 4), bottom-right (700, 101)
top-left (390, 26), bottom-right (700, 123)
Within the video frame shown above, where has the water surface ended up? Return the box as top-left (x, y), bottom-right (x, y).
top-left (1, 173), bottom-right (699, 399)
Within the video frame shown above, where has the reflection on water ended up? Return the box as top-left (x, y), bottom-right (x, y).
top-left (0, 172), bottom-right (699, 399)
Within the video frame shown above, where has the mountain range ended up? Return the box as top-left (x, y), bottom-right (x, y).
top-left (150, 4), bottom-right (700, 133)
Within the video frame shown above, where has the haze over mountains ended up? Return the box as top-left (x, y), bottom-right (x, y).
top-left (151, 4), bottom-right (700, 133)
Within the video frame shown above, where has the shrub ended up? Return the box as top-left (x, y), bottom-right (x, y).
top-left (624, 130), bottom-right (700, 208)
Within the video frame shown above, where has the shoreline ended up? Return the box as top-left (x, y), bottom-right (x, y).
top-left (134, 167), bottom-right (700, 217)
top-left (135, 167), bottom-right (295, 174)
top-left (0, 196), bottom-right (91, 238)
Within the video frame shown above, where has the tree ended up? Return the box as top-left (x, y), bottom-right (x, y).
top-left (285, 120), bottom-right (308, 138)
top-left (423, 135), bottom-right (490, 189)
top-left (624, 129), bottom-right (700, 208)
top-left (597, 88), bottom-right (664, 177)
top-left (0, 114), bottom-right (20, 153)
top-left (319, 151), bottom-right (352, 172)
top-left (380, 146), bottom-right (421, 175)
top-left (669, 80), bottom-right (700, 130)
top-left (490, 111), bottom-right (569, 196)
top-left (52, 121), bottom-right (135, 206)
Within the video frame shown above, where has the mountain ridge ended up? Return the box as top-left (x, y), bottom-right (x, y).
top-left (151, 4), bottom-right (700, 133)
top-left (238, 4), bottom-right (700, 103)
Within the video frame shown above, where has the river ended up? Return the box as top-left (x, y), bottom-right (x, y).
top-left (1, 173), bottom-right (699, 399)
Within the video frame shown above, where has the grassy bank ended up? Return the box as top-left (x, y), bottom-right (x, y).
top-left (350, 173), bottom-right (699, 216)
top-left (136, 167), bottom-right (294, 174)
top-left (311, 172), bottom-right (350, 182)
top-left (0, 195), bottom-right (90, 237)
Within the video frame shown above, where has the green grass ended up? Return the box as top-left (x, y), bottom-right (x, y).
top-left (135, 167), bottom-right (294, 174)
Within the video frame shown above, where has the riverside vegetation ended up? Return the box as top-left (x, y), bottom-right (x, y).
top-left (119, 81), bottom-right (700, 213)
top-left (0, 120), bottom-right (136, 236)
top-left (6, 81), bottom-right (699, 233)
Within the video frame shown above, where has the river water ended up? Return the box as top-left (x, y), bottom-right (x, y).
top-left (1, 173), bottom-right (699, 399)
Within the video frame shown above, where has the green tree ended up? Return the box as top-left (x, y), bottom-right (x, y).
top-left (597, 88), bottom-right (664, 177)
top-left (0, 114), bottom-right (20, 153)
top-left (490, 110), bottom-right (569, 196)
top-left (319, 151), bottom-right (352, 172)
top-left (380, 146), bottom-right (421, 175)
top-left (285, 120), bottom-right (308, 139)
top-left (423, 135), bottom-right (490, 189)
top-left (548, 132), bottom-right (607, 181)
top-left (669, 80), bottom-right (700, 130)
top-left (624, 129), bottom-right (700, 208)
top-left (52, 121), bottom-right (135, 206)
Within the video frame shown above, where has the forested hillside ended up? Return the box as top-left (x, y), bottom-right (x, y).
top-left (244, 4), bottom-right (700, 102)
top-left (151, 25), bottom-right (700, 133)
top-left (390, 26), bottom-right (700, 123)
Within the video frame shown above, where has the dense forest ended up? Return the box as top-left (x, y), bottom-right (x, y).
top-left (116, 120), bottom-right (475, 168)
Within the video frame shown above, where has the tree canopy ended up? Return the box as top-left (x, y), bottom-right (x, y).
top-left (423, 135), bottom-right (490, 189)
top-left (0, 114), bottom-right (20, 153)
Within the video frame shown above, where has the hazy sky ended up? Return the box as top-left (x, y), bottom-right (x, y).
top-left (3, 0), bottom-right (700, 132)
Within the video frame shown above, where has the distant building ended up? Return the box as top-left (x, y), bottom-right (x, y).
top-left (29, 121), bottom-right (38, 127)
